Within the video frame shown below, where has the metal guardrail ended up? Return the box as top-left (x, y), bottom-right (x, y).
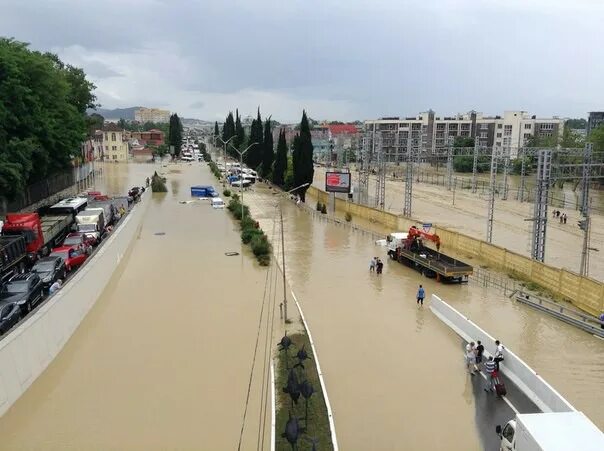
top-left (514, 293), bottom-right (604, 338)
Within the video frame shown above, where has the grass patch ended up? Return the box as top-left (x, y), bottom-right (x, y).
top-left (276, 333), bottom-right (333, 451)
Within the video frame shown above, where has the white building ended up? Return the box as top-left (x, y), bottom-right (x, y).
top-left (364, 110), bottom-right (564, 160)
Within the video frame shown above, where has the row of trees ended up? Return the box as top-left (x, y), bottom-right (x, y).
top-left (216, 110), bottom-right (314, 201)
top-left (0, 38), bottom-right (97, 201)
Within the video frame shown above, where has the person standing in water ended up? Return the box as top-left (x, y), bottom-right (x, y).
top-left (417, 285), bottom-right (425, 306)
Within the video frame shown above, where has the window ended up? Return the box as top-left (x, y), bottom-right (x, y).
top-left (111, 133), bottom-right (116, 141)
top-left (461, 124), bottom-right (470, 131)
top-left (449, 123), bottom-right (458, 130)
top-left (112, 155), bottom-right (118, 160)
top-left (524, 124), bottom-right (532, 129)
top-left (502, 424), bottom-right (515, 443)
top-left (480, 124), bottom-right (488, 130)
top-left (436, 123), bottom-right (446, 131)
top-left (480, 132), bottom-right (488, 138)
top-left (540, 123), bottom-right (554, 130)
top-left (524, 133), bottom-right (532, 139)
top-left (497, 124), bottom-right (503, 129)
top-left (105, 146), bottom-right (109, 151)
top-left (112, 146), bottom-right (117, 151)
top-left (104, 133), bottom-right (108, 140)
top-left (496, 141), bottom-right (502, 146)
top-left (504, 125), bottom-right (512, 131)
top-left (496, 133), bottom-right (502, 138)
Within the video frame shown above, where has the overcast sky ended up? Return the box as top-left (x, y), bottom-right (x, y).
top-left (2, 0), bottom-right (603, 122)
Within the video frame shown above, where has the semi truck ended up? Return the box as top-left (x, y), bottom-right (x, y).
top-left (0, 236), bottom-right (27, 284)
top-left (386, 226), bottom-right (473, 283)
top-left (2, 213), bottom-right (73, 260)
top-left (495, 411), bottom-right (604, 451)
top-left (87, 200), bottom-right (116, 226)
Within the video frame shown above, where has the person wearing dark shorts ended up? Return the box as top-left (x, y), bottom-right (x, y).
top-left (416, 285), bottom-right (425, 306)
top-left (474, 340), bottom-right (484, 372)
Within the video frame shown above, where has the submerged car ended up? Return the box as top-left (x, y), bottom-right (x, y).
top-left (0, 273), bottom-right (44, 314)
top-left (31, 256), bottom-right (67, 290)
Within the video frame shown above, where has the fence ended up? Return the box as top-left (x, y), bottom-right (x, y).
top-left (307, 185), bottom-right (604, 316)
top-left (1, 163), bottom-right (94, 217)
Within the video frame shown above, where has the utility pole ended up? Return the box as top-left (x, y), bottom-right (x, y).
top-left (471, 138), bottom-right (479, 194)
top-left (217, 136), bottom-right (237, 188)
top-left (502, 146), bottom-right (510, 200)
top-left (228, 142), bottom-right (258, 220)
top-left (530, 149), bottom-right (552, 262)
top-left (517, 147), bottom-right (526, 202)
top-left (486, 147), bottom-right (498, 243)
top-left (580, 143), bottom-right (592, 216)
top-left (446, 137), bottom-right (453, 191)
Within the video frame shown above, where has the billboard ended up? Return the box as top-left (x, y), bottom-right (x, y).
top-left (325, 171), bottom-right (351, 193)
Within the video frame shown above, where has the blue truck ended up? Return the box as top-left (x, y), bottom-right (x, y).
top-left (190, 185), bottom-right (218, 198)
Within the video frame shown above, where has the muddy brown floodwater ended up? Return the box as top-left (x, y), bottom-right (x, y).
top-left (246, 182), bottom-right (604, 450)
top-left (0, 161), bottom-right (272, 449)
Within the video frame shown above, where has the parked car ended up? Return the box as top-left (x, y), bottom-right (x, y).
top-left (0, 273), bottom-right (44, 314)
top-left (49, 245), bottom-right (88, 272)
top-left (31, 256), bottom-right (67, 290)
top-left (62, 232), bottom-right (93, 254)
top-left (0, 301), bottom-right (22, 335)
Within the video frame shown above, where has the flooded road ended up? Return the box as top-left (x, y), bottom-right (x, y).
top-left (0, 162), bottom-right (271, 449)
top-left (246, 183), bottom-right (604, 450)
top-left (313, 167), bottom-right (604, 281)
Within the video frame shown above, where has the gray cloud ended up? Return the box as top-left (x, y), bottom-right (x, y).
top-left (1, 0), bottom-right (603, 121)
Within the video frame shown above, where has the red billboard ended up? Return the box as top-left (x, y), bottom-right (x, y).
top-left (325, 172), bottom-right (351, 193)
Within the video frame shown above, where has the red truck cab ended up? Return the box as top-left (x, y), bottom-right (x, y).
top-left (2, 213), bottom-right (45, 255)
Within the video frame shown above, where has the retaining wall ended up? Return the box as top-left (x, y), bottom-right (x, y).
top-left (430, 294), bottom-right (576, 414)
top-left (0, 193), bottom-right (149, 417)
top-left (306, 186), bottom-right (604, 316)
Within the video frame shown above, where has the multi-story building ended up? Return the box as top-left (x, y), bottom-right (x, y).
top-left (587, 112), bottom-right (604, 135)
top-left (129, 129), bottom-right (165, 146)
top-left (99, 123), bottom-right (129, 161)
top-left (134, 107), bottom-right (170, 124)
top-left (364, 110), bottom-right (565, 161)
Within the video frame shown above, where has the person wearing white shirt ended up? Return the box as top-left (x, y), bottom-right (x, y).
top-left (494, 340), bottom-right (505, 370)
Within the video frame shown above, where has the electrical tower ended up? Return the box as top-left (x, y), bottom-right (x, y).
top-left (501, 146), bottom-right (510, 200)
top-left (446, 138), bottom-right (453, 191)
top-left (530, 149), bottom-right (552, 262)
top-left (486, 147), bottom-right (499, 243)
top-left (404, 135), bottom-right (413, 217)
top-left (517, 147), bottom-right (527, 202)
top-left (358, 126), bottom-right (374, 205)
top-left (471, 139), bottom-right (479, 194)
top-left (580, 143), bottom-right (592, 215)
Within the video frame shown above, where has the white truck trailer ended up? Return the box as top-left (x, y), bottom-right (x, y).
top-left (496, 411), bottom-right (604, 451)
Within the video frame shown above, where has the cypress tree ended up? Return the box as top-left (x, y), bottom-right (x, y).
top-left (261, 117), bottom-right (274, 179)
top-left (234, 109), bottom-right (245, 149)
top-left (292, 110), bottom-right (314, 201)
top-left (246, 108), bottom-right (263, 169)
top-left (168, 113), bottom-right (183, 156)
top-left (222, 112), bottom-right (235, 156)
top-left (214, 121), bottom-right (219, 138)
top-left (272, 129), bottom-right (288, 186)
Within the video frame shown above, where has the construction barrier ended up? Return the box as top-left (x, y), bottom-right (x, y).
top-left (430, 294), bottom-right (576, 414)
top-left (307, 186), bottom-right (604, 316)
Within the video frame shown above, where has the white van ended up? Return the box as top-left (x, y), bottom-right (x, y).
top-left (181, 154), bottom-right (194, 162)
top-left (211, 197), bottom-right (225, 209)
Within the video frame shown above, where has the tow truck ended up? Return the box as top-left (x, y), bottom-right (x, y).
top-left (386, 226), bottom-right (473, 283)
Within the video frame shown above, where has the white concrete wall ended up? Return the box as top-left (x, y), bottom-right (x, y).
top-left (0, 193), bottom-right (149, 417)
top-left (430, 294), bottom-right (576, 414)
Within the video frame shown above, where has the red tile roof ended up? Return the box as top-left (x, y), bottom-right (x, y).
top-left (328, 124), bottom-right (358, 135)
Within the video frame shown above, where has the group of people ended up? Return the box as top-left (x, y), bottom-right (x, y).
top-left (369, 257), bottom-right (384, 274)
top-left (465, 339), bottom-right (506, 394)
top-left (552, 210), bottom-right (567, 224)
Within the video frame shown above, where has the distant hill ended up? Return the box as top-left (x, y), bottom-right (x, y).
top-left (88, 107), bottom-right (141, 120)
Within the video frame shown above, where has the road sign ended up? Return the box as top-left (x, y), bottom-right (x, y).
top-left (422, 223), bottom-right (432, 233)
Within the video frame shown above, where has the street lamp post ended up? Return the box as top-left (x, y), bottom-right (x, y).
top-left (278, 182), bottom-right (310, 322)
top-left (216, 136), bottom-right (237, 187)
top-left (228, 142), bottom-right (258, 221)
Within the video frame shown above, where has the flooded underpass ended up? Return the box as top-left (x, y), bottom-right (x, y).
top-left (246, 182), bottom-right (604, 450)
top-left (0, 161), bottom-right (272, 449)
top-left (0, 160), bottom-right (601, 450)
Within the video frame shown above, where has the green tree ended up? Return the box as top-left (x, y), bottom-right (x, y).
top-left (168, 113), bottom-right (183, 156)
top-left (86, 113), bottom-right (104, 137)
top-left (234, 109), bottom-right (246, 149)
top-left (453, 136), bottom-right (474, 148)
top-left (222, 112), bottom-right (235, 155)
top-left (566, 118), bottom-right (587, 129)
top-left (261, 117), bottom-right (274, 178)
top-left (214, 121), bottom-right (220, 138)
top-left (0, 38), bottom-right (96, 200)
top-left (272, 129), bottom-right (288, 186)
top-left (560, 125), bottom-right (584, 149)
top-left (589, 124), bottom-right (604, 152)
top-left (246, 108), bottom-right (264, 169)
top-left (292, 110), bottom-right (314, 202)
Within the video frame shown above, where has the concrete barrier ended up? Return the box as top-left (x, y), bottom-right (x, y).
top-left (430, 293), bottom-right (576, 414)
top-left (0, 194), bottom-right (149, 417)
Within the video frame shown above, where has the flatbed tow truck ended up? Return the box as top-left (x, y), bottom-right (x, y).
top-left (386, 226), bottom-right (473, 283)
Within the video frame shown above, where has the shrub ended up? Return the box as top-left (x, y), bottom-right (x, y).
top-left (223, 189), bottom-right (231, 197)
top-left (232, 193), bottom-right (240, 201)
top-left (242, 227), bottom-right (263, 244)
top-left (321, 203), bottom-right (327, 214)
top-left (345, 212), bottom-right (352, 222)
top-left (151, 173), bottom-right (167, 192)
top-left (316, 201), bottom-right (322, 211)
top-left (240, 215), bottom-right (257, 230)
top-left (257, 254), bottom-right (271, 266)
top-left (251, 234), bottom-right (271, 257)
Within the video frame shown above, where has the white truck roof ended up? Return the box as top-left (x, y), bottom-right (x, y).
top-left (389, 232), bottom-right (408, 240)
top-left (517, 412), bottom-right (604, 451)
